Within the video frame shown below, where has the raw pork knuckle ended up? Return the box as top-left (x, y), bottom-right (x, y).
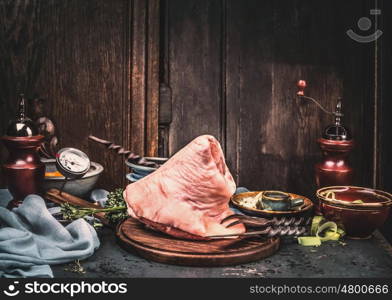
top-left (123, 135), bottom-right (245, 239)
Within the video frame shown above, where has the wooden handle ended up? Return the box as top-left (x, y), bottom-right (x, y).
top-left (44, 188), bottom-right (111, 226)
top-left (297, 80), bottom-right (307, 96)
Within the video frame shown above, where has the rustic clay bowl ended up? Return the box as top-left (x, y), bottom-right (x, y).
top-left (316, 186), bottom-right (392, 239)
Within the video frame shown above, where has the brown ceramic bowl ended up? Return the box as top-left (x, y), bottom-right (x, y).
top-left (316, 186), bottom-right (392, 239)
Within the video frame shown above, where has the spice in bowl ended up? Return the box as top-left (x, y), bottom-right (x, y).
top-left (45, 171), bottom-right (63, 177)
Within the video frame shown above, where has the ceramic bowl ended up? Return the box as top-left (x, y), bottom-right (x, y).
top-left (231, 191), bottom-right (313, 218)
top-left (42, 158), bottom-right (104, 197)
top-left (125, 156), bottom-right (167, 178)
top-left (261, 190), bottom-right (304, 211)
top-left (316, 186), bottom-right (392, 239)
top-left (125, 156), bottom-right (168, 173)
top-left (126, 173), bottom-right (140, 183)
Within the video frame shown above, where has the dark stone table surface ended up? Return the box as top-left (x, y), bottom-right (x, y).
top-left (1, 189), bottom-right (390, 278)
top-left (53, 228), bottom-right (392, 278)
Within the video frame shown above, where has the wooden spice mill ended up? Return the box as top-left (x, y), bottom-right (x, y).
top-left (297, 80), bottom-right (354, 213)
top-left (1, 94), bottom-right (45, 209)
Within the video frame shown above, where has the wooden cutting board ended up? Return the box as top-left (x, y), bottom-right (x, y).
top-left (116, 217), bottom-right (280, 267)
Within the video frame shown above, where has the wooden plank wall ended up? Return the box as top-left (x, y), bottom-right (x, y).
top-left (0, 0), bottom-right (160, 190)
top-left (0, 0), bottom-right (390, 240)
top-left (166, 0), bottom-right (224, 152)
top-left (163, 0), bottom-right (376, 200)
top-left (378, 0), bottom-right (392, 242)
top-left (379, 0), bottom-right (392, 195)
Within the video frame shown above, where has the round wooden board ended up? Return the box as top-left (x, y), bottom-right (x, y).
top-left (116, 217), bottom-right (280, 267)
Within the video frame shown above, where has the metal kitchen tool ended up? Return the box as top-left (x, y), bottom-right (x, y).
top-left (206, 214), bottom-right (311, 239)
top-left (207, 226), bottom-right (308, 239)
top-left (27, 96), bottom-right (59, 159)
top-left (89, 135), bottom-right (167, 183)
top-left (55, 147), bottom-right (91, 194)
top-left (88, 135), bottom-right (165, 168)
top-left (221, 214), bottom-right (311, 228)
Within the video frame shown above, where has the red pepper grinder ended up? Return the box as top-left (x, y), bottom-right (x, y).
top-left (1, 94), bottom-right (45, 209)
top-left (297, 81), bottom-right (354, 214)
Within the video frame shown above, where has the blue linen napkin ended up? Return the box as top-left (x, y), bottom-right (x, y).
top-left (0, 189), bottom-right (12, 208)
top-left (0, 192), bottom-right (100, 278)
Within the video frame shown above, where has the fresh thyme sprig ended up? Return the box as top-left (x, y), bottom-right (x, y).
top-left (60, 188), bottom-right (128, 226)
top-left (104, 188), bottom-right (128, 224)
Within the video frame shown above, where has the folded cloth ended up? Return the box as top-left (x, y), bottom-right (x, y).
top-left (234, 187), bottom-right (250, 195)
top-left (0, 194), bottom-right (100, 278)
top-left (0, 189), bottom-right (12, 208)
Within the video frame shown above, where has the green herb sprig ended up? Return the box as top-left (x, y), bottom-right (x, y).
top-left (105, 188), bottom-right (128, 224)
top-left (60, 188), bottom-right (128, 226)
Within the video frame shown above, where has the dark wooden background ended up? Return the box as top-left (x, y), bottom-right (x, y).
top-left (0, 0), bottom-right (159, 190)
top-left (0, 0), bottom-right (391, 237)
top-left (161, 0), bottom-right (377, 197)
